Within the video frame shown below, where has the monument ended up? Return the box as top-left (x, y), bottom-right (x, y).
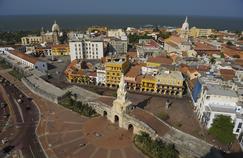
top-left (110, 73), bottom-right (132, 127)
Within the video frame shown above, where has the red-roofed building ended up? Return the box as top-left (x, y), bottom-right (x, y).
top-left (194, 42), bottom-right (220, 56)
top-left (147, 55), bottom-right (173, 67)
top-left (219, 69), bottom-right (236, 81)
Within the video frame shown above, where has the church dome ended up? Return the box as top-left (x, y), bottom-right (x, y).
top-left (52, 21), bottom-right (60, 32)
top-left (181, 17), bottom-right (189, 31)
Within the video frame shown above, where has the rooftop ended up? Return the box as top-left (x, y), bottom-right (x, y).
top-left (147, 55), bottom-right (173, 65)
top-left (9, 50), bottom-right (38, 64)
top-left (206, 84), bottom-right (238, 98)
top-left (156, 70), bottom-right (184, 81)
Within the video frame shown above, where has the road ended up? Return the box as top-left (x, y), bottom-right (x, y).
top-left (0, 76), bottom-right (45, 158)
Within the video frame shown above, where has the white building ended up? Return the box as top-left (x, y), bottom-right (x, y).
top-left (107, 29), bottom-right (127, 40)
top-left (0, 48), bottom-right (48, 72)
top-left (164, 17), bottom-right (191, 55)
top-left (69, 39), bottom-right (104, 61)
top-left (193, 77), bottom-right (243, 136)
top-left (141, 66), bottom-right (159, 76)
top-left (96, 68), bottom-right (106, 85)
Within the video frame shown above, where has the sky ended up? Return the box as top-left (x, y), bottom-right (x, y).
top-left (0, 0), bottom-right (243, 18)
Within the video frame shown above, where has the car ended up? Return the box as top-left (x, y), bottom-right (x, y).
top-left (17, 99), bottom-right (23, 103)
top-left (1, 138), bottom-right (8, 144)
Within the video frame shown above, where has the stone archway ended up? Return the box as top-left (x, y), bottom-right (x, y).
top-left (114, 115), bottom-right (119, 125)
top-left (128, 124), bottom-right (134, 133)
top-left (103, 111), bottom-right (107, 117)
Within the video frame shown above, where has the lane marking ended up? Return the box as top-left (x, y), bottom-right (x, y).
top-left (29, 145), bottom-right (36, 158)
top-left (13, 99), bottom-right (24, 123)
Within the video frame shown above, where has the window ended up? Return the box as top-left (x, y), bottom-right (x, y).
top-left (236, 129), bottom-right (240, 133)
top-left (238, 122), bottom-right (242, 129)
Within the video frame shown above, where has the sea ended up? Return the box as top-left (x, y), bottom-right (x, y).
top-left (0, 15), bottom-right (242, 32)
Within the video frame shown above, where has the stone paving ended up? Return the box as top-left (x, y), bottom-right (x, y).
top-left (0, 70), bottom-right (147, 158)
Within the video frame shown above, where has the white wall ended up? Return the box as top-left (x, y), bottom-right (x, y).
top-left (69, 40), bottom-right (103, 61)
top-left (96, 69), bottom-right (106, 85)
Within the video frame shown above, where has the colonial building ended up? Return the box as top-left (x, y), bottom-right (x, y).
top-left (21, 36), bottom-right (43, 45)
top-left (136, 39), bottom-right (164, 58)
top-left (180, 17), bottom-right (190, 41)
top-left (155, 70), bottom-right (184, 96)
top-left (105, 55), bottom-right (130, 87)
top-left (164, 17), bottom-right (191, 54)
top-left (21, 21), bottom-right (61, 45)
top-left (0, 49), bottom-right (48, 72)
top-left (64, 60), bottom-right (96, 84)
top-left (51, 44), bottom-right (70, 56)
top-left (41, 21), bottom-right (61, 44)
top-left (140, 75), bottom-right (157, 92)
top-left (190, 27), bottom-right (212, 38)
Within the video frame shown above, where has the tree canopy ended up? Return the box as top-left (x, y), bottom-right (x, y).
top-left (0, 31), bottom-right (40, 45)
top-left (209, 115), bottom-right (235, 145)
top-left (134, 131), bottom-right (178, 158)
top-left (226, 41), bottom-right (233, 46)
top-left (128, 34), bottom-right (153, 43)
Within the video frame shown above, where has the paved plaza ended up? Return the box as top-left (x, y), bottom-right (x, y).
top-left (0, 70), bottom-right (147, 158)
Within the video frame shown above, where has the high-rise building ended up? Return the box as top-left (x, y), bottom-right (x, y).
top-left (69, 39), bottom-right (104, 61)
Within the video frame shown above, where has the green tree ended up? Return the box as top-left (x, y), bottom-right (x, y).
top-left (220, 53), bottom-right (225, 58)
top-left (226, 41), bottom-right (233, 46)
top-left (234, 30), bottom-right (242, 37)
top-left (209, 57), bottom-right (216, 64)
top-left (209, 115), bottom-right (235, 145)
top-left (128, 34), bottom-right (153, 43)
top-left (0, 31), bottom-right (40, 45)
top-left (159, 31), bottom-right (171, 39)
top-left (58, 31), bottom-right (68, 44)
top-left (134, 132), bottom-right (178, 158)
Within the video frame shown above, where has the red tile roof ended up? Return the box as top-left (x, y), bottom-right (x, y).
top-left (9, 50), bottom-right (38, 64)
top-left (194, 42), bottom-right (217, 51)
top-left (147, 55), bottom-right (173, 65)
top-left (219, 69), bottom-right (235, 81)
top-left (125, 65), bottom-right (141, 78)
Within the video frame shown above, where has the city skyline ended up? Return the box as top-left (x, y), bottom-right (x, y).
top-left (0, 0), bottom-right (243, 18)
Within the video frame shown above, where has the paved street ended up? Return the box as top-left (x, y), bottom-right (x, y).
top-left (0, 75), bottom-right (45, 158)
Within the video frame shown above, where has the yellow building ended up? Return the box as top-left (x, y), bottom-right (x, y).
top-left (51, 44), bottom-right (70, 56)
top-left (155, 70), bottom-right (184, 97)
top-left (87, 26), bottom-right (108, 34)
top-left (190, 27), bottom-right (212, 38)
top-left (21, 36), bottom-right (43, 45)
top-left (140, 75), bottom-right (157, 92)
top-left (105, 55), bottom-right (129, 87)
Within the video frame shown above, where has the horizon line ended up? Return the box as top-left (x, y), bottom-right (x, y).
top-left (0, 13), bottom-right (243, 19)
